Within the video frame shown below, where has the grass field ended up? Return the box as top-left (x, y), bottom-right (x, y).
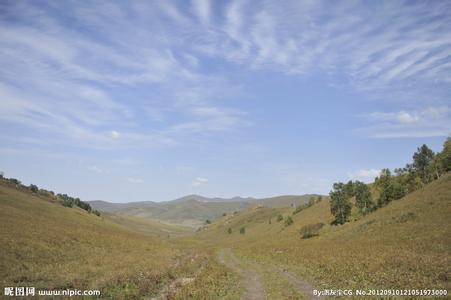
top-left (197, 173), bottom-right (451, 293)
top-left (0, 182), bottom-right (240, 299)
top-left (1, 174), bottom-right (450, 298)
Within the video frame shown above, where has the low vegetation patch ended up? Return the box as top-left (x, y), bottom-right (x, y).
top-left (300, 222), bottom-right (324, 239)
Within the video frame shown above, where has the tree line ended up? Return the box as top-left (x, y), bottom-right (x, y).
top-left (329, 138), bottom-right (451, 225)
top-left (0, 172), bottom-right (100, 216)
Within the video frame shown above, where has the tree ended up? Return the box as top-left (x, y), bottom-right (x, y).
top-left (435, 138), bottom-right (451, 174)
top-left (343, 180), bottom-right (355, 199)
top-left (29, 184), bottom-right (38, 193)
top-left (412, 144), bottom-right (435, 184)
top-left (227, 228), bottom-right (232, 234)
top-left (205, 219), bottom-right (211, 225)
top-left (316, 195), bottom-right (322, 203)
top-left (9, 178), bottom-right (21, 186)
top-left (375, 169), bottom-right (406, 207)
top-left (308, 197), bottom-right (315, 207)
top-left (284, 216), bottom-right (293, 226)
top-left (240, 227), bottom-right (245, 234)
top-left (329, 182), bottom-right (352, 225)
top-left (354, 181), bottom-right (374, 215)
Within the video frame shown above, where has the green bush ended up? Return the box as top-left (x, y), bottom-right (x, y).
top-left (239, 227), bottom-right (245, 234)
top-left (276, 214), bottom-right (283, 222)
top-left (284, 216), bottom-right (293, 226)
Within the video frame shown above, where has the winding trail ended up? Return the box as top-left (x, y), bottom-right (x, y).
top-left (218, 248), bottom-right (265, 300)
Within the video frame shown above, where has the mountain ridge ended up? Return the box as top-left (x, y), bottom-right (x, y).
top-left (88, 194), bottom-right (326, 227)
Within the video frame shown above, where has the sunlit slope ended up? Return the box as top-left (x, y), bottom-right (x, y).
top-left (200, 173), bottom-right (451, 290)
top-left (0, 183), bottom-right (200, 298)
top-left (90, 194), bottom-right (321, 227)
top-left (104, 213), bottom-right (193, 237)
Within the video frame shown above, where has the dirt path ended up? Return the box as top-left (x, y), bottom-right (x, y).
top-left (218, 248), bottom-right (321, 300)
top-left (218, 248), bottom-right (265, 300)
top-left (275, 267), bottom-right (322, 300)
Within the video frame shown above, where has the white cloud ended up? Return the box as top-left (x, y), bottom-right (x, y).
top-left (110, 130), bottom-right (121, 140)
top-left (360, 106), bottom-right (451, 138)
top-left (348, 169), bottom-right (381, 183)
top-left (127, 177), bottom-right (143, 184)
top-left (192, 177), bottom-right (208, 187)
top-left (88, 165), bottom-right (103, 174)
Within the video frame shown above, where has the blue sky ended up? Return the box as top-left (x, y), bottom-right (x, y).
top-left (0, 0), bottom-right (450, 202)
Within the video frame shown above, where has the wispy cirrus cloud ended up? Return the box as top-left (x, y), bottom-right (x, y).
top-left (358, 106), bottom-right (451, 139)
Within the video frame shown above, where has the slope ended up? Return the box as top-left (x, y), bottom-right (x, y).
top-left (0, 181), bottom-right (238, 298)
top-left (199, 173), bottom-right (451, 292)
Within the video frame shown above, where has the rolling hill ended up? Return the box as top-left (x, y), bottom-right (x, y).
top-left (1, 172), bottom-right (449, 299)
top-left (89, 194), bottom-right (323, 227)
top-left (0, 180), bottom-right (240, 299)
top-left (196, 172), bottom-right (451, 293)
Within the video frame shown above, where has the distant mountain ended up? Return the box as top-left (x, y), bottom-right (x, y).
top-left (89, 194), bottom-right (325, 227)
top-left (168, 194), bottom-right (256, 203)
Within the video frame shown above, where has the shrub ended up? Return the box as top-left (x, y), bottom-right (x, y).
top-left (293, 205), bottom-right (304, 215)
top-left (284, 216), bottom-right (293, 226)
top-left (93, 210), bottom-right (101, 216)
top-left (205, 219), bottom-right (211, 225)
top-left (62, 199), bottom-right (73, 207)
top-left (239, 227), bottom-right (245, 234)
top-left (9, 178), bottom-right (21, 186)
top-left (276, 214), bottom-right (283, 222)
top-left (29, 184), bottom-right (38, 193)
top-left (227, 228), bottom-right (232, 234)
top-left (300, 222), bottom-right (324, 239)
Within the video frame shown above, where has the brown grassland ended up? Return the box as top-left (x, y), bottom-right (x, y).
top-left (1, 173), bottom-right (450, 298)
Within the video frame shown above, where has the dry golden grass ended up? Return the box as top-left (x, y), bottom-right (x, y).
top-left (199, 173), bottom-right (451, 291)
top-left (0, 183), bottom-right (239, 299)
top-left (1, 174), bottom-right (449, 298)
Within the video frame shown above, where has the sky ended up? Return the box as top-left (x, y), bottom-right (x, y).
top-left (0, 0), bottom-right (450, 202)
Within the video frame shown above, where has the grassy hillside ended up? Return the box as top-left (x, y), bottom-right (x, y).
top-left (0, 182), bottom-right (240, 299)
top-left (2, 172), bottom-right (449, 298)
top-left (90, 194), bottom-right (320, 228)
top-left (198, 173), bottom-right (451, 291)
